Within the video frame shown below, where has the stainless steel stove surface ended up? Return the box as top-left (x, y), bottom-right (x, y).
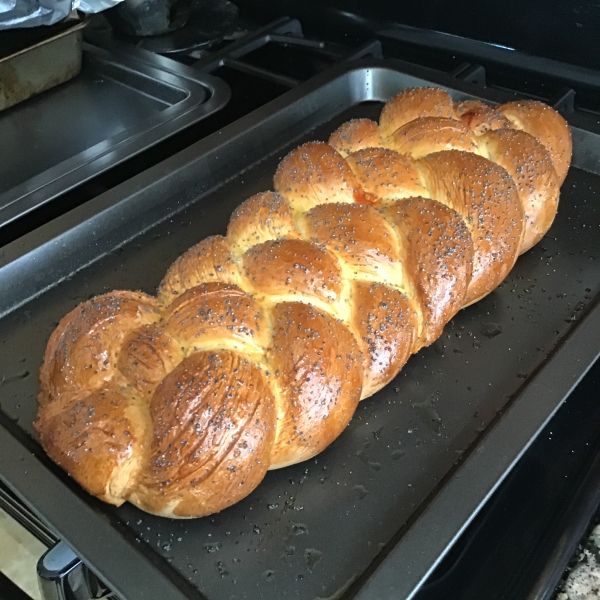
top-left (1, 5), bottom-right (599, 600)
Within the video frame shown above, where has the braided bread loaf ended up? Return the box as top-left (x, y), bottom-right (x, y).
top-left (35, 87), bottom-right (572, 518)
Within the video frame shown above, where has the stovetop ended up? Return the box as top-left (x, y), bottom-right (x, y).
top-left (1, 5), bottom-right (599, 600)
top-left (7, 3), bottom-right (600, 247)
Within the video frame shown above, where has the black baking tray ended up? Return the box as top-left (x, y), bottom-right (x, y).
top-left (0, 58), bottom-right (599, 600)
top-left (0, 36), bottom-right (230, 233)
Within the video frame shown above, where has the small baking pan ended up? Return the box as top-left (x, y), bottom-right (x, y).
top-left (0, 14), bottom-right (88, 111)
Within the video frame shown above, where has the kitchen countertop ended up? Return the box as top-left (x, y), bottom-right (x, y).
top-left (557, 524), bottom-right (600, 600)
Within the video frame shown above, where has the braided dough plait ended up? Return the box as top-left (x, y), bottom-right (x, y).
top-left (36, 87), bottom-right (572, 518)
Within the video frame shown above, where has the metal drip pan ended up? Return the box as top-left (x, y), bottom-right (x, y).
top-left (0, 36), bottom-right (229, 232)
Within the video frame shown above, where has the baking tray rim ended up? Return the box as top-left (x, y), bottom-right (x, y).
top-left (0, 57), bottom-right (598, 600)
top-left (0, 15), bottom-right (88, 64)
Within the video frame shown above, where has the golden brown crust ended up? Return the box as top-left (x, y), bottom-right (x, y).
top-left (36, 87), bottom-right (571, 519)
top-left (243, 238), bottom-right (344, 305)
top-left (481, 129), bottom-right (560, 254)
top-left (498, 100), bottom-right (572, 185)
top-left (344, 148), bottom-right (426, 202)
top-left (274, 142), bottom-right (370, 211)
top-left (39, 291), bottom-right (160, 405)
top-left (388, 117), bottom-right (484, 159)
top-left (454, 100), bottom-right (511, 135)
top-left (268, 302), bottom-right (362, 468)
top-left (157, 236), bottom-right (240, 306)
top-left (227, 191), bottom-right (300, 253)
top-left (382, 197), bottom-right (474, 349)
top-left (163, 283), bottom-right (270, 353)
top-left (299, 202), bottom-right (400, 279)
top-left (131, 351), bottom-right (276, 517)
top-left (351, 281), bottom-right (416, 398)
top-left (116, 325), bottom-right (184, 400)
top-left (35, 384), bottom-right (152, 505)
top-left (379, 87), bottom-right (455, 138)
top-left (417, 151), bottom-right (524, 304)
top-left (328, 118), bottom-right (383, 157)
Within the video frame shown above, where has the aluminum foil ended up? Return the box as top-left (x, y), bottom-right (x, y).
top-left (0, 0), bottom-right (120, 29)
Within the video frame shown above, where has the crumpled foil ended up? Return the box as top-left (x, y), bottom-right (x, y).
top-left (0, 0), bottom-right (120, 29)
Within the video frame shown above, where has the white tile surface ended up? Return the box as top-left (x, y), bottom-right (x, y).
top-left (0, 507), bottom-right (46, 600)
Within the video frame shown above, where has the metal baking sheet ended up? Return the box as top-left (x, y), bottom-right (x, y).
top-left (0, 15), bottom-right (87, 112)
top-left (0, 59), bottom-right (598, 600)
top-left (0, 36), bottom-right (229, 233)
